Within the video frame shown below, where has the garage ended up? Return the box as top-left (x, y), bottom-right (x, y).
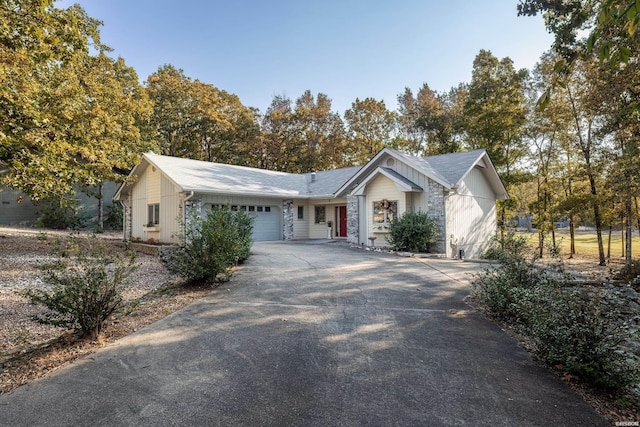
top-left (206, 203), bottom-right (282, 242)
top-left (247, 205), bottom-right (281, 241)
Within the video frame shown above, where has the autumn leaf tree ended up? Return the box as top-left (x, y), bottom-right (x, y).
top-left (0, 0), bottom-right (151, 206)
top-left (144, 65), bottom-right (259, 166)
top-left (344, 97), bottom-right (397, 165)
top-left (463, 50), bottom-right (529, 235)
top-left (396, 83), bottom-right (466, 156)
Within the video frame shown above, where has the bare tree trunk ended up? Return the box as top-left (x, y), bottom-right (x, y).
top-left (589, 174), bottom-right (606, 266)
top-left (567, 88), bottom-right (606, 265)
top-left (621, 217), bottom-right (625, 258)
top-left (569, 214), bottom-right (576, 258)
top-left (626, 196), bottom-right (633, 266)
top-left (97, 183), bottom-right (104, 231)
top-left (607, 225), bottom-right (612, 260)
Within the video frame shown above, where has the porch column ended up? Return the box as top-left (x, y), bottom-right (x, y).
top-left (346, 195), bottom-right (359, 244)
top-left (283, 200), bottom-right (294, 240)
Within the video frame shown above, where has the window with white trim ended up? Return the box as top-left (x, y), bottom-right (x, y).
top-left (147, 203), bottom-right (160, 226)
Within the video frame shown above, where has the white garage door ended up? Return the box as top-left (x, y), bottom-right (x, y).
top-left (249, 205), bottom-right (281, 241)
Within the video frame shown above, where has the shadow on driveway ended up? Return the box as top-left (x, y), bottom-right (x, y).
top-left (0, 242), bottom-right (607, 426)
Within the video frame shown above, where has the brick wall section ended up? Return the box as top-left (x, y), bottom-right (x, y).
top-left (283, 200), bottom-right (294, 240)
top-left (346, 195), bottom-right (359, 244)
top-left (426, 180), bottom-right (446, 254)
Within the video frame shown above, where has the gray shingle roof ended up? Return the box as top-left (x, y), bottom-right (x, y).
top-left (143, 153), bottom-right (360, 198)
top-left (387, 149), bottom-right (486, 187)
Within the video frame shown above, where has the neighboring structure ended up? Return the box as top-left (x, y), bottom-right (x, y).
top-left (114, 148), bottom-right (507, 259)
top-left (0, 182), bottom-right (120, 227)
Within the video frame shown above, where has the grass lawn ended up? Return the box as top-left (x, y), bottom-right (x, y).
top-left (518, 229), bottom-right (640, 259)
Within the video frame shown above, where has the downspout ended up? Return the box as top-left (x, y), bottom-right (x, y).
top-left (119, 200), bottom-right (128, 242)
top-left (182, 191), bottom-right (195, 241)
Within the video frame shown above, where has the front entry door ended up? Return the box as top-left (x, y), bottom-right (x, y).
top-left (338, 206), bottom-right (347, 237)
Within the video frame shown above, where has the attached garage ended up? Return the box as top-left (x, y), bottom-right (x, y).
top-left (204, 202), bottom-right (282, 242)
top-left (249, 205), bottom-right (281, 241)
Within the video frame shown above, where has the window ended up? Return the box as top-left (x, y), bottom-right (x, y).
top-left (315, 206), bottom-right (326, 224)
top-left (373, 200), bottom-right (397, 224)
top-left (240, 205), bottom-right (247, 211)
top-left (248, 206), bottom-right (255, 212)
top-left (297, 206), bottom-right (304, 220)
top-left (257, 206), bottom-right (263, 212)
top-left (147, 203), bottom-right (160, 226)
top-left (264, 206), bottom-right (271, 212)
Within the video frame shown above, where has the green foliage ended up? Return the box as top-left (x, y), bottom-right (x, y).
top-left (344, 97), bottom-right (397, 165)
top-left (20, 236), bottom-right (137, 339)
top-left (473, 233), bottom-right (638, 391)
top-left (256, 91), bottom-right (347, 173)
top-left (386, 211), bottom-right (438, 252)
top-left (396, 84), bottom-right (464, 156)
top-left (104, 203), bottom-right (124, 231)
top-left (162, 209), bottom-right (254, 284)
top-left (144, 64), bottom-right (259, 163)
top-left (520, 286), bottom-right (637, 390)
top-left (35, 198), bottom-right (88, 230)
top-left (0, 1), bottom-right (152, 201)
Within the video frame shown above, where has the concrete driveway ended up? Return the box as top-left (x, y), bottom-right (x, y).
top-left (0, 241), bottom-right (606, 426)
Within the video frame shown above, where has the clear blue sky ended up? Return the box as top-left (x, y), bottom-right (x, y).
top-left (59, 0), bottom-right (553, 115)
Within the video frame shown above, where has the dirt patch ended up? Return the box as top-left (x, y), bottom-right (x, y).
top-left (0, 227), bottom-right (214, 394)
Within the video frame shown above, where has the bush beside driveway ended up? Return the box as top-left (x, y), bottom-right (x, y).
top-left (0, 242), bottom-right (607, 426)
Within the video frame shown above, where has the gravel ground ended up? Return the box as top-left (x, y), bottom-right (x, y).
top-left (0, 227), bottom-right (180, 356)
top-left (0, 226), bottom-right (217, 393)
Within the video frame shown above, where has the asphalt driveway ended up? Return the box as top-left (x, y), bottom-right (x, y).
top-left (0, 241), bottom-right (607, 426)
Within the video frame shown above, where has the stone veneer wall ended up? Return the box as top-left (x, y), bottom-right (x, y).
top-left (283, 200), bottom-right (294, 240)
top-left (426, 180), bottom-right (446, 254)
top-left (346, 195), bottom-right (359, 244)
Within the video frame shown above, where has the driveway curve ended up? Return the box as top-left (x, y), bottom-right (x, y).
top-left (0, 241), bottom-right (606, 426)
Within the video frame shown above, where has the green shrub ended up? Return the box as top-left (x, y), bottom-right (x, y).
top-left (35, 198), bottom-right (88, 230)
top-left (104, 203), bottom-right (124, 231)
top-left (521, 286), bottom-right (638, 390)
top-left (387, 210), bottom-right (438, 252)
top-left (162, 209), bottom-right (254, 284)
top-left (473, 232), bottom-right (638, 391)
top-left (21, 237), bottom-right (137, 339)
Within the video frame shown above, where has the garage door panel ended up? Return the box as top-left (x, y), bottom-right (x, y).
top-left (250, 207), bottom-right (281, 241)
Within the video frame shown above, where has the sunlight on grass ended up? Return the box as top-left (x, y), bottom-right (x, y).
top-left (519, 230), bottom-right (640, 258)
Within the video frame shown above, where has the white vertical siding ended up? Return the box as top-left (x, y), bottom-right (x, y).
top-left (160, 175), bottom-right (181, 244)
top-left (446, 167), bottom-right (497, 259)
top-left (130, 166), bottom-right (148, 241)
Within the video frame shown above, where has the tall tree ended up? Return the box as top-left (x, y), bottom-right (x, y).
top-left (258, 95), bottom-right (301, 172)
top-left (0, 0), bottom-right (151, 203)
top-left (293, 90), bottom-right (346, 172)
top-left (565, 58), bottom-right (609, 265)
top-left (344, 97), bottom-right (396, 165)
top-left (526, 52), bottom-right (575, 256)
top-left (190, 80), bottom-right (260, 165)
top-left (396, 84), bottom-right (464, 156)
top-left (144, 65), bottom-right (197, 158)
top-left (463, 50), bottom-right (529, 234)
top-left (144, 65), bottom-right (259, 165)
